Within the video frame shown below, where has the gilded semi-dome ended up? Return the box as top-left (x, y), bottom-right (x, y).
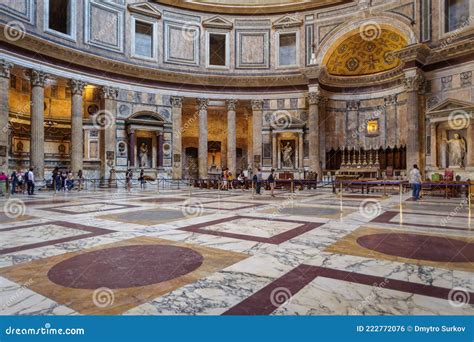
top-left (323, 28), bottom-right (407, 76)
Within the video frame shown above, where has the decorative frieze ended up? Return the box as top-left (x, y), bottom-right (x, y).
top-left (384, 94), bottom-right (398, 106)
top-left (100, 86), bottom-right (119, 100)
top-left (441, 76), bottom-right (452, 90)
top-left (460, 71), bottom-right (472, 87)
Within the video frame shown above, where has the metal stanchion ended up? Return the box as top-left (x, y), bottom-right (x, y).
top-left (251, 181), bottom-right (255, 198)
top-left (291, 179), bottom-right (294, 193)
top-left (339, 181), bottom-right (343, 218)
top-left (399, 182), bottom-right (403, 225)
top-left (189, 179), bottom-right (192, 197)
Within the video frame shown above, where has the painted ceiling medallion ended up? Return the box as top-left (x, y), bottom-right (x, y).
top-left (324, 29), bottom-right (407, 76)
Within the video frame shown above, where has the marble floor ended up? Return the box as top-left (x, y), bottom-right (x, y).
top-left (0, 186), bottom-right (473, 315)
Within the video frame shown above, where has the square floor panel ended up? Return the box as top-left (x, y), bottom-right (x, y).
top-left (196, 200), bottom-right (265, 211)
top-left (0, 237), bottom-right (247, 314)
top-left (98, 208), bottom-right (205, 225)
top-left (42, 203), bottom-right (139, 215)
top-left (371, 211), bottom-right (471, 232)
top-left (0, 221), bottom-right (114, 255)
top-left (180, 215), bottom-right (322, 244)
top-left (261, 205), bottom-right (353, 219)
top-left (0, 212), bottom-right (36, 224)
top-left (325, 227), bottom-right (474, 272)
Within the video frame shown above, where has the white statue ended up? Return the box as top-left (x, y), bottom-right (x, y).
top-left (281, 142), bottom-right (294, 168)
top-left (139, 143), bottom-right (149, 167)
top-left (444, 133), bottom-right (466, 168)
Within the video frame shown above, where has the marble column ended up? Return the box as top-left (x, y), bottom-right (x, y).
top-left (430, 123), bottom-right (437, 168)
top-left (197, 98), bottom-right (209, 179)
top-left (246, 107), bottom-right (253, 169)
top-left (251, 100), bottom-right (264, 169)
top-left (384, 94), bottom-right (398, 147)
top-left (0, 61), bottom-right (12, 173)
top-left (25, 69), bottom-right (49, 180)
top-left (298, 132), bottom-right (304, 169)
top-left (272, 132), bottom-right (277, 169)
top-left (403, 69), bottom-right (425, 171)
top-left (318, 96), bottom-right (328, 170)
top-left (157, 131), bottom-right (163, 169)
top-left (307, 91), bottom-right (323, 179)
top-left (70, 79), bottom-right (86, 174)
top-left (226, 99), bottom-right (237, 175)
top-left (99, 86), bottom-right (118, 183)
top-left (467, 122), bottom-right (474, 167)
top-left (128, 129), bottom-right (135, 167)
top-left (170, 96), bottom-right (183, 179)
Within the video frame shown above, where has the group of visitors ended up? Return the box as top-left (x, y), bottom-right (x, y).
top-left (126, 168), bottom-right (147, 190)
top-left (220, 168), bottom-right (235, 190)
top-left (252, 168), bottom-right (276, 197)
top-left (52, 167), bottom-right (84, 192)
top-left (0, 168), bottom-right (36, 196)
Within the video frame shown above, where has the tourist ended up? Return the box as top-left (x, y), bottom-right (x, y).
top-left (222, 168), bottom-right (228, 190)
top-left (237, 172), bottom-right (245, 191)
top-left (61, 170), bottom-right (67, 192)
top-left (256, 168), bottom-right (263, 195)
top-left (268, 168), bottom-right (276, 197)
top-left (52, 167), bottom-right (59, 191)
top-left (0, 171), bottom-right (7, 196)
top-left (228, 171), bottom-right (234, 190)
top-left (17, 170), bottom-right (24, 194)
top-left (66, 170), bottom-right (74, 191)
top-left (55, 170), bottom-right (62, 192)
top-left (77, 169), bottom-right (84, 191)
top-left (26, 167), bottom-right (35, 195)
top-left (125, 169), bottom-right (133, 191)
top-left (10, 170), bottom-right (18, 195)
top-left (139, 168), bottom-right (145, 190)
top-left (409, 164), bottom-right (422, 201)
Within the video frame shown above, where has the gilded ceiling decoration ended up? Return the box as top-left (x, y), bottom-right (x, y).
top-left (154, 0), bottom-right (350, 14)
top-left (324, 29), bottom-right (407, 76)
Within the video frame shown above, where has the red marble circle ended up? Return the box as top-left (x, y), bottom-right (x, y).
top-left (47, 245), bottom-right (204, 289)
top-left (357, 233), bottom-right (474, 262)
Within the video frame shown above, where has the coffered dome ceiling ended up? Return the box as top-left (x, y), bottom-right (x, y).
top-left (323, 28), bottom-right (408, 76)
top-left (155, 0), bottom-right (350, 14)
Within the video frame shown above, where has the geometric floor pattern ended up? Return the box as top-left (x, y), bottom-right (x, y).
top-left (0, 186), bottom-right (473, 315)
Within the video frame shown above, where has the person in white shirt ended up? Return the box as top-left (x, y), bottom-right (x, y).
top-left (409, 164), bottom-right (422, 201)
top-left (27, 167), bottom-right (35, 195)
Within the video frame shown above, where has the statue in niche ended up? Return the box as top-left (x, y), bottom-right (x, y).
top-left (444, 133), bottom-right (467, 168)
top-left (139, 143), bottom-right (149, 167)
top-left (280, 141), bottom-right (294, 168)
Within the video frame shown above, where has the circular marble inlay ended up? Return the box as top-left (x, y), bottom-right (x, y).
top-left (47, 245), bottom-right (204, 289)
top-left (357, 233), bottom-right (474, 262)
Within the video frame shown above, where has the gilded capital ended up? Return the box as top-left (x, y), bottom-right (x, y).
top-left (226, 99), bottom-right (238, 111)
top-left (251, 100), bottom-right (264, 111)
top-left (170, 96), bottom-right (183, 108)
top-left (0, 60), bottom-right (13, 79)
top-left (25, 69), bottom-right (49, 87)
top-left (70, 79), bottom-right (87, 95)
top-left (196, 98), bottom-right (209, 111)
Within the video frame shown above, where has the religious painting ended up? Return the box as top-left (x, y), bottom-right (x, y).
top-left (366, 119), bottom-right (379, 136)
top-left (137, 137), bottom-right (152, 168)
top-left (280, 139), bottom-right (296, 169)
